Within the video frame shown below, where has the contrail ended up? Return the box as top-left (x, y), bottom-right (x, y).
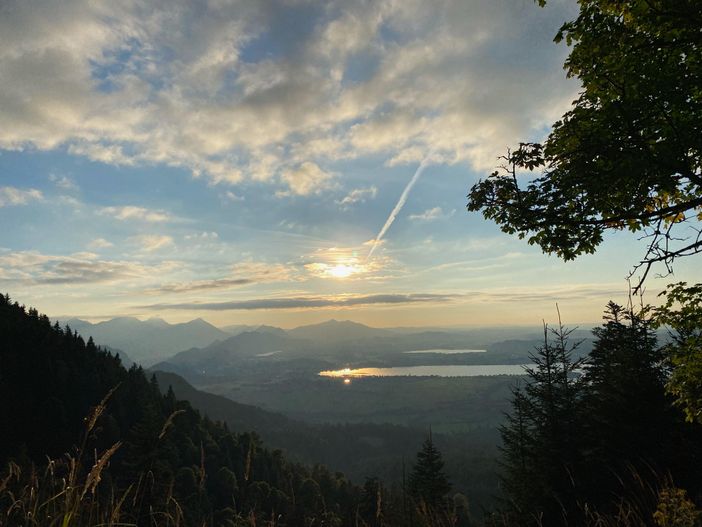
top-left (367, 154), bottom-right (433, 259)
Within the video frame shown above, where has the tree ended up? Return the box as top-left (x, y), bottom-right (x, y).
top-left (408, 430), bottom-right (451, 509)
top-left (498, 321), bottom-right (583, 525)
top-left (578, 302), bottom-right (676, 515)
top-left (498, 385), bottom-right (537, 519)
top-left (0, 294), bottom-right (365, 526)
top-left (499, 302), bottom-right (702, 524)
top-left (359, 477), bottom-right (384, 527)
top-left (467, 0), bottom-right (702, 290)
top-left (581, 302), bottom-right (667, 452)
top-left (655, 282), bottom-right (702, 423)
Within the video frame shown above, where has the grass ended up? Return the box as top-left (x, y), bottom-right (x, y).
top-left (0, 388), bottom-right (189, 527)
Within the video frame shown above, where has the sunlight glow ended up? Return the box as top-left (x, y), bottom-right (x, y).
top-left (307, 259), bottom-right (365, 279)
top-left (328, 264), bottom-right (357, 278)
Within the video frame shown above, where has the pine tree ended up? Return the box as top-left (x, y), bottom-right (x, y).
top-left (408, 430), bottom-right (451, 508)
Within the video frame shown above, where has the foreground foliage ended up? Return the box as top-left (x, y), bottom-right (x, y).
top-left (468, 0), bottom-right (702, 286)
top-left (0, 294), bottom-right (478, 526)
top-left (656, 282), bottom-right (702, 424)
top-left (0, 294), bottom-right (361, 526)
top-left (496, 302), bottom-right (702, 526)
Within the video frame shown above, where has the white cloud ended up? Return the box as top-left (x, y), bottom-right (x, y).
top-left (88, 237), bottom-right (114, 249)
top-left (0, 0), bottom-right (577, 188)
top-left (101, 205), bottom-right (172, 223)
top-left (49, 174), bottom-right (78, 191)
top-left (278, 162), bottom-right (336, 197)
top-left (409, 206), bottom-right (450, 222)
top-left (230, 260), bottom-right (301, 283)
top-left (0, 186), bottom-right (43, 207)
top-left (151, 259), bottom-right (300, 293)
top-left (221, 190), bottom-right (244, 202)
top-left (336, 186), bottom-right (378, 208)
top-left (134, 235), bottom-right (174, 252)
top-left (184, 231), bottom-right (219, 241)
top-left (0, 250), bottom-right (155, 285)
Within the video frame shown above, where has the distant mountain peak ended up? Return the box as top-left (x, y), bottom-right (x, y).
top-left (98, 316), bottom-right (142, 326)
top-left (306, 319), bottom-right (371, 329)
top-left (185, 317), bottom-right (212, 326)
top-left (288, 318), bottom-right (389, 341)
top-left (254, 324), bottom-right (288, 336)
top-left (61, 315), bottom-right (228, 367)
top-left (63, 317), bottom-right (90, 326)
top-left (145, 317), bottom-right (170, 327)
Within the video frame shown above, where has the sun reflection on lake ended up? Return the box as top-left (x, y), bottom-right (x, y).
top-left (319, 365), bottom-right (532, 378)
top-left (320, 367), bottom-right (381, 378)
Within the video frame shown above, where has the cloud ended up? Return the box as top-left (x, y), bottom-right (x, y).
top-left (152, 277), bottom-right (254, 294)
top-left (0, 186), bottom-right (43, 207)
top-left (101, 206), bottom-right (172, 223)
top-left (409, 206), bottom-right (452, 222)
top-left (0, 250), bottom-right (154, 285)
top-left (184, 231), bottom-right (219, 241)
top-left (470, 284), bottom-right (628, 304)
top-left (278, 162), bottom-right (336, 196)
top-left (49, 174), bottom-right (78, 191)
top-left (221, 190), bottom-right (245, 202)
top-left (88, 237), bottom-right (114, 249)
top-left (336, 186), bottom-right (377, 208)
top-left (303, 244), bottom-right (397, 281)
top-left (0, 0), bottom-right (577, 188)
top-left (140, 292), bottom-right (460, 311)
top-left (150, 260), bottom-right (301, 294)
top-left (134, 235), bottom-right (174, 252)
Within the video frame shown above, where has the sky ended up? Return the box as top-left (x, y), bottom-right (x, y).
top-left (1, 0), bottom-right (698, 328)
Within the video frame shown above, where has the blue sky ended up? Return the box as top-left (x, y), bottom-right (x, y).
top-left (1, 0), bottom-right (697, 328)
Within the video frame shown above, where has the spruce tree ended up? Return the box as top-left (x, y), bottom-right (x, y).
top-left (498, 384), bottom-right (538, 518)
top-left (498, 320), bottom-right (583, 525)
top-left (578, 302), bottom-right (679, 516)
top-left (582, 302), bottom-right (665, 458)
top-left (408, 430), bottom-right (451, 508)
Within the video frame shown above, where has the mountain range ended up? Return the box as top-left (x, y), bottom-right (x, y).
top-left (62, 316), bottom-right (229, 366)
top-left (63, 315), bottom-right (598, 370)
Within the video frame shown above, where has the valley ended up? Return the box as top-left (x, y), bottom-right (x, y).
top-left (63, 316), bottom-right (595, 511)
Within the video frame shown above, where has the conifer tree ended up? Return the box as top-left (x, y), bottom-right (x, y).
top-left (582, 302), bottom-right (666, 458)
top-left (498, 385), bottom-right (537, 517)
top-left (0, 293), bottom-right (365, 526)
top-left (498, 320), bottom-right (583, 525)
top-left (408, 430), bottom-right (451, 509)
top-left (578, 301), bottom-right (682, 516)
top-left (360, 477), bottom-right (384, 527)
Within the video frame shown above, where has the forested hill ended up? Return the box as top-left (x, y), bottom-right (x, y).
top-left (0, 294), bottom-right (363, 526)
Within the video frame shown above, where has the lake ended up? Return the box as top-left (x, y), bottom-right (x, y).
top-left (319, 364), bottom-right (532, 378)
top-left (403, 349), bottom-right (486, 354)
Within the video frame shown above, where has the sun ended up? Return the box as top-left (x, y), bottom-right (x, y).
top-left (306, 255), bottom-right (367, 279)
top-left (327, 264), bottom-right (357, 278)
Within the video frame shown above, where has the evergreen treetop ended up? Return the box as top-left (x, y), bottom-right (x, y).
top-left (408, 429), bottom-right (451, 508)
